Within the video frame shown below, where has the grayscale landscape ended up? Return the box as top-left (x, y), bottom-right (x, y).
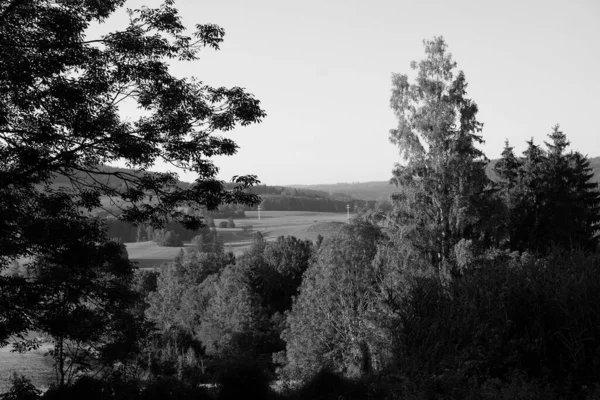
top-left (2, 0), bottom-right (600, 399)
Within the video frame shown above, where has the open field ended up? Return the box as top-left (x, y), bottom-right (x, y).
top-left (126, 211), bottom-right (352, 269)
top-left (0, 342), bottom-right (54, 393)
top-left (221, 210), bottom-right (352, 254)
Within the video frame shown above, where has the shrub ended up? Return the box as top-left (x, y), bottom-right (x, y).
top-left (390, 249), bottom-right (600, 395)
top-left (216, 358), bottom-right (272, 400)
top-left (140, 377), bottom-right (211, 400)
top-left (289, 370), bottom-right (371, 400)
top-left (154, 229), bottom-right (183, 247)
top-left (218, 221), bottom-right (228, 228)
top-left (2, 374), bottom-right (41, 400)
top-left (42, 377), bottom-right (109, 400)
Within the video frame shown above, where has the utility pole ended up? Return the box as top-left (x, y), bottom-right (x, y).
top-left (346, 204), bottom-right (350, 222)
top-left (257, 205), bottom-right (261, 221)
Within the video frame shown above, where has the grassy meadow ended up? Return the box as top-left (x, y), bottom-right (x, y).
top-left (0, 342), bottom-right (54, 393)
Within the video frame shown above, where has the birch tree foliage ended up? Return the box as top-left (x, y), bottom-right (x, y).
top-left (388, 36), bottom-right (489, 275)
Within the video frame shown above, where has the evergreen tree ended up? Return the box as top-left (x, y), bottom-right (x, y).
top-left (388, 36), bottom-right (489, 277)
top-left (491, 141), bottom-right (522, 248)
top-left (494, 126), bottom-right (600, 254)
top-left (568, 152), bottom-right (600, 251)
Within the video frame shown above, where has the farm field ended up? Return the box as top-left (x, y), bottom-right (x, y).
top-left (0, 342), bottom-right (54, 393)
top-left (223, 210), bottom-right (351, 253)
top-left (126, 211), bottom-right (352, 269)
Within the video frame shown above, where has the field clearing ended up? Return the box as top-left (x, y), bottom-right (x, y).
top-left (222, 211), bottom-right (352, 254)
top-left (126, 211), bottom-right (352, 268)
top-left (125, 241), bottom-right (186, 269)
top-left (0, 343), bottom-right (54, 393)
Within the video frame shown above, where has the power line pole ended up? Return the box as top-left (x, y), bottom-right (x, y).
top-left (257, 205), bottom-right (261, 221)
top-left (346, 204), bottom-right (350, 222)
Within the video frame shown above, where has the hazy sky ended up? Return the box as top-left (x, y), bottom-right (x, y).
top-left (97, 0), bottom-right (600, 185)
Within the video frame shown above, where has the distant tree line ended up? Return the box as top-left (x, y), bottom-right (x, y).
top-left (105, 209), bottom-right (242, 243)
top-left (105, 218), bottom-right (198, 244)
top-left (202, 204), bottom-right (246, 219)
top-left (255, 195), bottom-right (361, 212)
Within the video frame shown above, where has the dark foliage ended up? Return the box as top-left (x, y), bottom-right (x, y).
top-left (287, 370), bottom-right (371, 400)
top-left (1, 375), bottom-right (41, 400)
top-left (216, 358), bottom-right (273, 400)
top-left (0, 0), bottom-right (264, 352)
top-left (494, 126), bottom-right (600, 254)
top-left (390, 249), bottom-right (600, 396)
top-left (283, 220), bottom-right (385, 380)
top-left (40, 375), bottom-right (211, 400)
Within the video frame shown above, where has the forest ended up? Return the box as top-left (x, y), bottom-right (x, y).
top-left (1, 1), bottom-right (600, 399)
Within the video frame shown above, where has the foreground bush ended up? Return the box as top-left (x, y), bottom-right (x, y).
top-left (1, 375), bottom-right (41, 400)
top-left (216, 358), bottom-right (273, 400)
top-left (391, 249), bottom-right (600, 397)
top-left (38, 376), bottom-right (211, 400)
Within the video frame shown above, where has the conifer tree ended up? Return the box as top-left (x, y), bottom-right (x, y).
top-left (494, 126), bottom-right (600, 253)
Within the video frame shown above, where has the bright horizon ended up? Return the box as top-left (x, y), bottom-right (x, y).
top-left (96, 0), bottom-right (600, 186)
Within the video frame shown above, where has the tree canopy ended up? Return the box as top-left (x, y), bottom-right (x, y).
top-left (388, 36), bottom-right (489, 277)
top-left (494, 125), bottom-right (600, 253)
top-left (0, 0), bottom-right (265, 355)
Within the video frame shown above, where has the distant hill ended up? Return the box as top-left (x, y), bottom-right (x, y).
top-left (292, 157), bottom-right (600, 202)
top-left (50, 166), bottom-right (192, 190)
top-left (48, 167), bottom-right (365, 214)
top-left (290, 181), bottom-right (396, 202)
top-left (241, 184), bottom-right (362, 212)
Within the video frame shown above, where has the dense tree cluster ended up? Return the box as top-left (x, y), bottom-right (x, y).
top-left (494, 126), bottom-right (600, 254)
top-left (257, 195), bottom-right (358, 212)
top-left (142, 233), bottom-right (313, 382)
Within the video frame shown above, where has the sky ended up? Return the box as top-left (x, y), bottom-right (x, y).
top-left (95, 0), bottom-right (600, 185)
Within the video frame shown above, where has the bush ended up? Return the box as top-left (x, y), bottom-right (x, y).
top-left (390, 249), bottom-right (600, 395)
top-left (40, 375), bottom-right (213, 400)
top-left (154, 229), bottom-right (183, 247)
top-left (2, 374), bottom-right (41, 400)
top-left (42, 377), bottom-right (109, 400)
top-left (216, 358), bottom-right (272, 400)
top-left (140, 377), bottom-right (211, 400)
top-left (218, 221), bottom-right (228, 228)
top-left (289, 370), bottom-right (372, 400)
top-left (226, 217), bottom-right (235, 228)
